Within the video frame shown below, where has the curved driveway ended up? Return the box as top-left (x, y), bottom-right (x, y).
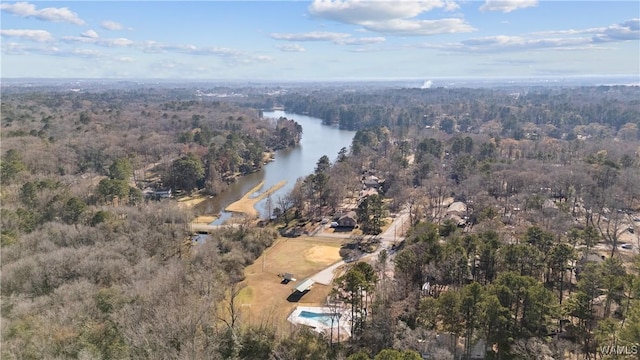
top-left (310, 208), bottom-right (410, 285)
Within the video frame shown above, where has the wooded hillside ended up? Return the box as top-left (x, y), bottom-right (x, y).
top-left (2, 82), bottom-right (639, 360)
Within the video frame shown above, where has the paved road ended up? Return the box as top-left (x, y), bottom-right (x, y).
top-left (310, 208), bottom-right (411, 285)
top-left (311, 261), bottom-right (347, 285)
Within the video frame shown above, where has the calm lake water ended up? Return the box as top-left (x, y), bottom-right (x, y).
top-left (197, 111), bottom-right (356, 224)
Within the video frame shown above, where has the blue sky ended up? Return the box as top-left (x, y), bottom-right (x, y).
top-left (1, 1), bottom-right (638, 80)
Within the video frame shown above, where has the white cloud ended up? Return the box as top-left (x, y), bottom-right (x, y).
top-left (71, 48), bottom-right (104, 58)
top-left (0, 42), bottom-right (110, 58)
top-left (176, 46), bottom-right (273, 64)
top-left (0, 2), bottom-right (85, 25)
top-left (101, 20), bottom-right (124, 31)
top-left (62, 35), bottom-right (134, 47)
top-left (1, 20), bottom-right (270, 67)
top-left (338, 36), bottom-right (386, 45)
top-left (479, 0), bottom-right (538, 13)
top-left (532, 19), bottom-right (640, 45)
top-left (0, 29), bottom-right (53, 42)
top-left (270, 31), bottom-right (386, 46)
top-left (81, 30), bottom-right (99, 39)
top-left (593, 18), bottom-right (640, 42)
top-left (107, 38), bottom-right (135, 47)
top-left (461, 35), bottom-right (590, 51)
top-left (2, 43), bottom-right (43, 55)
top-left (276, 44), bottom-right (306, 52)
top-left (419, 35), bottom-right (604, 53)
top-left (270, 31), bottom-right (351, 42)
top-left (360, 18), bottom-right (475, 36)
top-left (309, 0), bottom-right (456, 23)
top-left (443, 0), bottom-right (460, 12)
top-left (533, 19), bottom-right (639, 42)
top-left (140, 41), bottom-right (165, 53)
top-left (347, 47), bottom-right (378, 53)
top-left (418, 18), bottom-right (638, 53)
top-left (138, 41), bottom-right (271, 64)
top-left (253, 55), bottom-right (273, 62)
top-left (2, 42), bottom-right (29, 54)
top-left (192, 47), bottom-right (239, 56)
top-left (307, 0), bottom-right (472, 36)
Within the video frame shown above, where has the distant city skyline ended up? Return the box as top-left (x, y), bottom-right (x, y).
top-left (1, 1), bottom-right (639, 80)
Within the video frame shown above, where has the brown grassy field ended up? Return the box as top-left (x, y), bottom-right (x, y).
top-left (176, 194), bottom-right (209, 208)
top-left (192, 215), bottom-right (217, 224)
top-left (236, 236), bottom-right (345, 333)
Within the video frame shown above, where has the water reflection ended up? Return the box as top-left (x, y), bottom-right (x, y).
top-left (196, 111), bottom-right (355, 224)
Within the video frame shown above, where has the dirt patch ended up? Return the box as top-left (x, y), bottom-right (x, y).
top-left (225, 180), bottom-right (287, 218)
top-left (304, 245), bottom-right (342, 264)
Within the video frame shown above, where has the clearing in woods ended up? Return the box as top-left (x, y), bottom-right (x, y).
top-left (237, 236), bottom-right (345, 332)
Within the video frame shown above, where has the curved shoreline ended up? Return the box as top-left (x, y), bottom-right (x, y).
top-left (225, 180), bottom-right (287, 218)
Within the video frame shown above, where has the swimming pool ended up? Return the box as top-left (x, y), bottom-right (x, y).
top-left (287, 306), bottom-right (351, 339)
top-left (299, 310), bottom-right (341, 327)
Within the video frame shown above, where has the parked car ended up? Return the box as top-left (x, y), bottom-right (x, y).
top-left (621, 244), bottom-right (633, 250)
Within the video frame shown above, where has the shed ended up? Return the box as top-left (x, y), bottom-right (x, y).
top-left (294, 279), bottom-right (315, 293)
top-left (154, 189), bottom-right (172, 199)
top-left (421, 281), bottom-right (431, 296)
top-left (283, 273), bottom-right (296, 282)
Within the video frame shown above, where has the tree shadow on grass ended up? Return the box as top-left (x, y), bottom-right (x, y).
top-left (333, 226), bottom-right (355, 233)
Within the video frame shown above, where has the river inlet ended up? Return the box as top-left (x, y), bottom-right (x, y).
top-left (196, 111), bottom-right (356, 224)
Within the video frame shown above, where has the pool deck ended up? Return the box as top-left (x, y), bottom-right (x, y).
top-left (287, 306), bottom-right (351, 339)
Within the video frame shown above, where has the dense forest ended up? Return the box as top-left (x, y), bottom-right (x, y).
top-left (0, 87), bottom-right (302, 196)
top-left (247, 86), bottom-right (640, 137)
top-left (1, 82), bottom-right (639, 359)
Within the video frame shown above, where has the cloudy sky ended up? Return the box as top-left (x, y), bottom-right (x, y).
top-left (1, 1), bottom-right (638, 80)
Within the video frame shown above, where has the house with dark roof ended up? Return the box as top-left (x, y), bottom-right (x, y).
top-left (338, 211), bottom-right (358, 228)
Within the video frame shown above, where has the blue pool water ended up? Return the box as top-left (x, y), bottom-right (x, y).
top-left (299, 311), bottom-right (341, 327)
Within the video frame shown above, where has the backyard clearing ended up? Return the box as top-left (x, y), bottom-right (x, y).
top-left (176, 194), bottom-right (208, 208)
top-left (237, 236), bottom-right (345, 333)
top-left (225, 180), bottom-right (286, 218)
